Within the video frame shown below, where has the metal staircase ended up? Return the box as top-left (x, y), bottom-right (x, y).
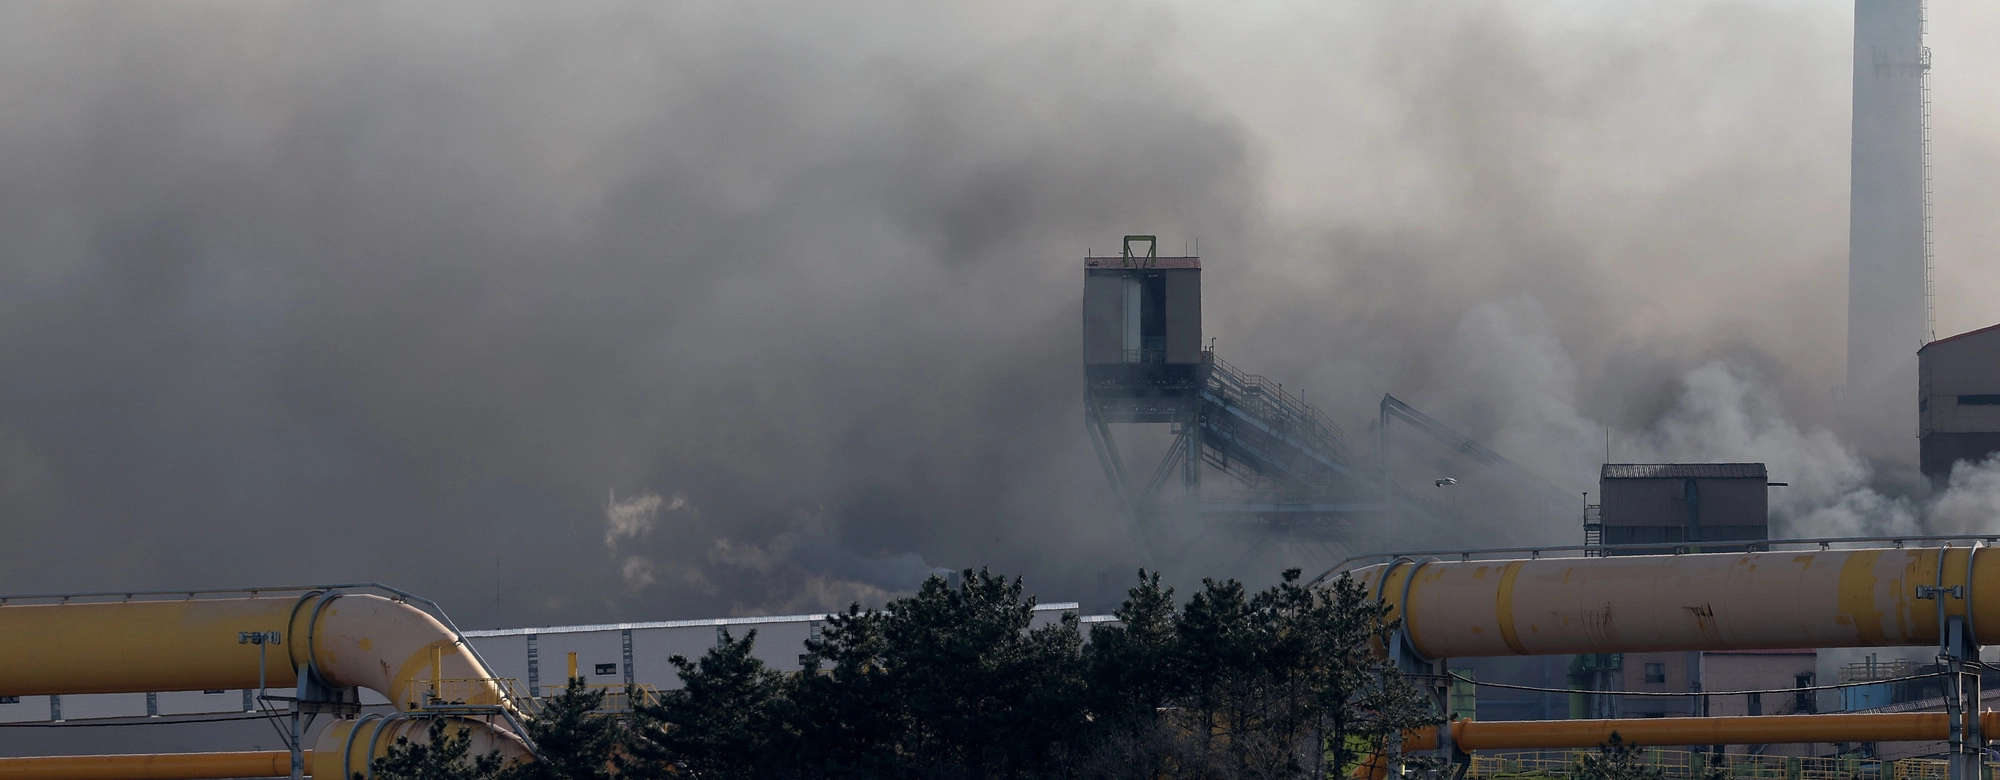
top-left (1087, 348), bottom-right (1577, 570)
top-left (1195, 352), bottom-right (1358, 497)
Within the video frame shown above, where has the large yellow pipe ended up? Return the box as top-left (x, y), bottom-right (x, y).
top-left (0, 598), bottom-right (303, 696)
top-left (0, 593), bottom-right (509, 711)
top-left (312, 716), bottom-right (533, 779)
top-left (0, 750), bottom-right (300, 780)
top-left (1402, 711), bottom-right (1999, 751)
top-left (0, 592), bottom-right (536, 770)
top-left (1352, 547), bottom-right (1992, 658)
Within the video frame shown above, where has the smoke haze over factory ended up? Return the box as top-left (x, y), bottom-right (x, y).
top-left (7, 1), bottom-right (2000, 626)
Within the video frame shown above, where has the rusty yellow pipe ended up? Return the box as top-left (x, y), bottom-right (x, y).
top-left (313, 716), bottom-right (533, 778)
top-left (0, 593), bottom-right (511, 712)
top-left (1352, 547), bottom-right (1992, 658)
top-left (0, 750), bottom-right (301, 780)
top-left (1402, 711), bottom-right (2000, 751)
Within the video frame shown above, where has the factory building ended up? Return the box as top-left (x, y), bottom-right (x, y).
top-left (1600, 649), bottom-right (1829, 757)
top-left (1918, 323), bottom-right (2000, 483)
top-left (1597, 463), bottom-right (1770, 555)
top-left (1614, 650), bottom-right (1819, 720)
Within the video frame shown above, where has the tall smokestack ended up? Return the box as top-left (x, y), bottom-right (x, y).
top-left (1846, 0), bottom-right (1929, 464)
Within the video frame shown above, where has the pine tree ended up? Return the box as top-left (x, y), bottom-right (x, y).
top-left (367, 718), bottom-right (508, 780)
top-left (1575, 733), bottom-right (1668, 780)
top-left (628, 629), bottom-right (787, 780)
top-left (505, 678), bottom-right (622, 780)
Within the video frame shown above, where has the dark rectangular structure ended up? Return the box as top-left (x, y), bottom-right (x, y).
top-left (1919, 323), bottom-right (2000, 482)
top-left (1599, 463), bottom-right (1768, 554)
top-left (1082, 254), bottom-right (1203, 423)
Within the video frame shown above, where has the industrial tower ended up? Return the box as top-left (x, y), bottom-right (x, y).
top-left (1846, 0), bottom-right (1931, 460)
top-left (1082, 236), bottom-right (1372, 568)
top-left (1081, 236), bottom-right (1578, 570)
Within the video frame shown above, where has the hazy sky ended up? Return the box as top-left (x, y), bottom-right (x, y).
top-left (3, 1), bottom-right (1998, 627)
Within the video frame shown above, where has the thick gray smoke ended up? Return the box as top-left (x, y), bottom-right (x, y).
top-left (4, 2), bottom-right (2000, 626)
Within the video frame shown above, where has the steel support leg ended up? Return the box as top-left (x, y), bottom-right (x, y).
top-left (1391, 629), bottom-right (1462, 779)
top-left (1946, 615), bottom-right (1982, 780)
top-left (1085, 395), bottom-right (1152, 567)
top-left (289, 708), bottom-right (303, 780)
top-left (1183, 409), bottom-right (1201, 493)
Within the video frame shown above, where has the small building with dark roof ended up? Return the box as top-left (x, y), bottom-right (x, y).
top-left (1919, 323), bottom-right (2000, 483)
top-left (1598, 462), bottom-right (1769, 554)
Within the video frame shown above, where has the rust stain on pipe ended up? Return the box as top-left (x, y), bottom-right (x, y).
top-left (1494, 561), bottom-right (1528, 654)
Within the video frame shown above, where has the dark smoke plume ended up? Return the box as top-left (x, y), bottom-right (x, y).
top-left (4, 2), bottom-right (1999, 626)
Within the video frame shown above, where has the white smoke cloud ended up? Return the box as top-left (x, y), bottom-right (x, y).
top-left (618, 555), bottom-right (656, 588)
top-left (1790, 488), bottom-right (1920, 539)
top-left (604, 490), bottom-right (685, 548)
top-left (604, 490), bottom-right (695, 589)
top-left (1927, 456), bottom-right (2000, 535)
top-left (693, 508), bottom-right (938, 614)
top-left (598, 494), bottom-right (938, 614)
top-left (1419, 299), bottom-right (1919, 541)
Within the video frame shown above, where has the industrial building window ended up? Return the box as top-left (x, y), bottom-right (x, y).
top-left (594, 663), bottom-right (617, 676)
top-left (0, 697), bottom-right (16, 704)
top-left (1644, 663), bottom-right (1665, 683)
top-left (1747, 692), bottom-right (1761, 717)
top-left (1961, 395), bottom-right (2000, 405)
top-left (1795, 673), bottom-right (1816, 713)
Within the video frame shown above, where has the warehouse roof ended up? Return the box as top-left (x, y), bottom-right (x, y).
top-left (1921, 321), bottom-right (2000, 352)
top-left (463, 602), bottom-right (1096, 637)
top-left (1601, 463), bottom-right (1768, 480)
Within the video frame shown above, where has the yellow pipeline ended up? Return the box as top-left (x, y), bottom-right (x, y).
top-left (0, 591), bottom-right (536, 772)
top-left (0, 593), bottom-right (509, 711)
top-left (0, 750), bottom-right (299, 780)
top-left (1352, 547), bottom-right (1993, 658)
top-left (314, 716), bottom-right (533, 778)
top-left (0, 598), bottom-right (301, 696)
top-left (1402, 711), bottom-right (2000, 751)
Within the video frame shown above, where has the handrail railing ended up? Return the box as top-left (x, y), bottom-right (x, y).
top-left (535, 683), bottom-right (661, 714)
top-left (1201, 350), bottom-right (1356, 471)
top-left (404, 678), bottom-right (538, 713)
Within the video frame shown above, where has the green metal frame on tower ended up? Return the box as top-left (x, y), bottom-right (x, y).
top-left (1120, 235), bottom-right (1157, 267)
